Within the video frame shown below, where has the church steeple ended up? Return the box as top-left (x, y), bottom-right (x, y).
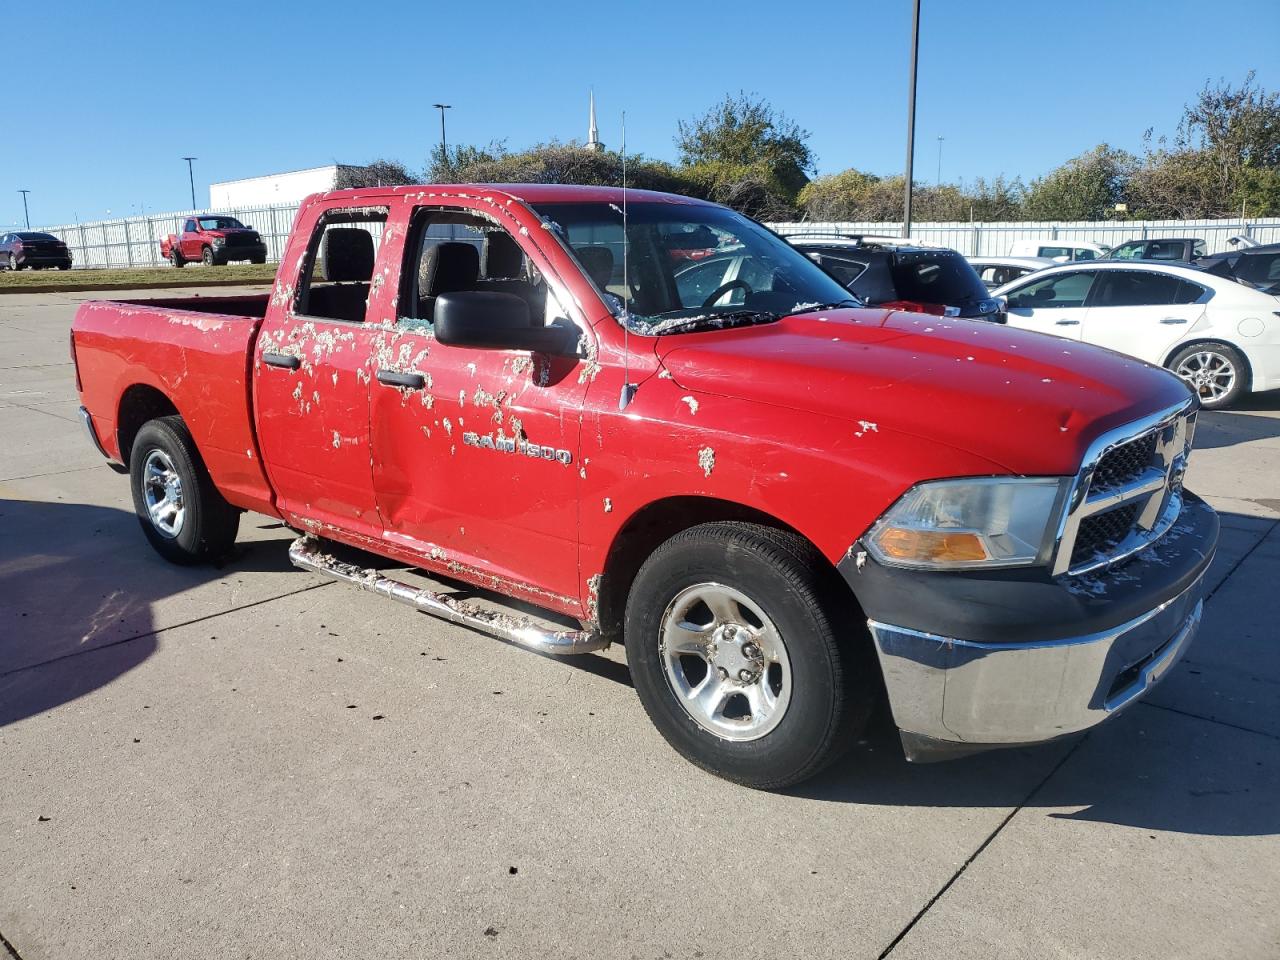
top-left (587, 89), bottom-right (604, 152)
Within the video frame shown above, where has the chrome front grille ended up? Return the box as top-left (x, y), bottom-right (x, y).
top-left (1054, 401), bottom-right (1197, 576)
top-left (1091, 432), bottom-right (1158, 492)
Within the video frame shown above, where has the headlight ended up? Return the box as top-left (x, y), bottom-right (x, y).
top-left (865, 477), bottom-right (1069, 570)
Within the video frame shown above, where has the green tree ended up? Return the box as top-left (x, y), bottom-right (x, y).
top-left (1130, 73), bottom-right (1280, 218)
top-left (334, 159), bottom-right (417, 189)
top-left (961, 176), bottom-right (1026, 221)
top-left (429, 140), bottom-right (691, 195)
top-left (676, 92), bottom-right (814, 215)
top-left (1022, 145), bottom-right (1135, 221)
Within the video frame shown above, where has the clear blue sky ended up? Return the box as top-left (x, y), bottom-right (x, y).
top-left (4, 0), bottom-right (1278, 228)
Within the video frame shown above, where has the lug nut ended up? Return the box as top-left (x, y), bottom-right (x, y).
top-left (742, 643), bottom-right (760, 659)
top-left (738, 669), bottom-right (754, 682)
top-left (723, 625), bottom-right (736, 638)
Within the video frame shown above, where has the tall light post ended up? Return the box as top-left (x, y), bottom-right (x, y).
top-left (181, 157), bottom-right (198, 209)
top-left (936, 136), bottom-right (945, 186)
top-left (902, 0), bottom-right (921, 238)
top-left (18, 189), bottom-right (31, 228)
top-left (432, 104), bottom-right (452, 167)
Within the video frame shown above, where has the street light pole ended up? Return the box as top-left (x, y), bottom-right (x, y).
top-left (181, 157), bottom-right (198, 209)
top-left (18, 189), bottom-right (31, 228)
top-left (936, 136), bottom-right (945, 186)
top-left (902, 0), bottom-right (921, 238)
top-left (432, 104), bottom-right (452, 167)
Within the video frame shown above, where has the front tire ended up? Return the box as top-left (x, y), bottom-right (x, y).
top-left (129, 416), bottom-right (240, 564)
top-left (1168, 341), bottom-right (1247, 410)
top-left (625, 521), bottom-right (871, 789)
top-left (201, 246), bottom-right (216, 267)
top-left (8, 254), bottom-right (19, 271)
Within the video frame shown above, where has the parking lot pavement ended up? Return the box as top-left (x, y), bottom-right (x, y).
top-left (1, 289), bottom-right (1277, 959)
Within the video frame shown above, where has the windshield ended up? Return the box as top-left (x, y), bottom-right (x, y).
top-left (532, 201), bottom-right (853, 334)
top-left (197, 217), bottom-right (246, 230)
top-left (1108, 242), bottom-right (1145, 260)
top-left (889, 251), bottom-right (989, 304)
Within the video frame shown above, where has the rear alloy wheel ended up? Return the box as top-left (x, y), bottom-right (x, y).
top-left (129, 415), bottom-right (240, 564)
top-left (1169, 341), bottom-right (1246, 410)
top-left (170, 249), bottom-right (185, 268)
top-left (626, 521), bottom-right (871, 789)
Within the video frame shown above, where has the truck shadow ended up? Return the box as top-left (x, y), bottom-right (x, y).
top-left (1194, 403), bottom-right (1280, 450)
top-left (0, 498), bottom-right (297, 728)
top-left (794, 702), bottom-right (1280, 837)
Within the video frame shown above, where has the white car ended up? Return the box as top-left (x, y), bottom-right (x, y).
top-left (967, 255), bottom-right (1056, 290)
top-left (1009, 240), bottom-right (1110, 262)
top-left (992, 260), bottom-right (1280, 409)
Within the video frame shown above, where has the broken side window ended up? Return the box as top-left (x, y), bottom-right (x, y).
top-left (295, 208), bottom-right (388, 324)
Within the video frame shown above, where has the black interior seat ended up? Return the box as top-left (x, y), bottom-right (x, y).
top-left (478, 232), bottom-right (547, 322)
top-left (417, 241), bottom-right (480, 320)
top-left (306, 228), bottom-right (375, 322)
top-left (575, 245), bottom-right (614, 290)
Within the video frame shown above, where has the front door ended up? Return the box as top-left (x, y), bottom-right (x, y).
top-left (368, 202), bottom-right (591, 611)
top-left (1082, 269), bottom-right (1206, 365)
top-left (1003, 270), bottom-right (1093, 341)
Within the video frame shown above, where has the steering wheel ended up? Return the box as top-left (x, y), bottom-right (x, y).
top-left (701, 278), bottom-right (753, 309)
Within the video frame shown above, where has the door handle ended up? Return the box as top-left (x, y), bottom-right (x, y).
top-left (262, 352), bottom-right (301, 370)
top-left (376, 369), bottom-right (426, 390)
top-left (1054, 319), bottom-right (1080, 326)
top-left (1160, 317), bottom-right (1189, 324)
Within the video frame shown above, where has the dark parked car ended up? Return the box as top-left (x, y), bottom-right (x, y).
top-left (1107, 237), bottom-right (1207, 262)
top-left (0, 232), bottom-right (72, 270)
top-left (787, 235), bottom-right (1003, 320)
top-left (1197, 242), bottom-right (1280, 295)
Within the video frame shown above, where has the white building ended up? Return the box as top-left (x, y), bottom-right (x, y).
top-left (209, 164), bottom-right (361, 209)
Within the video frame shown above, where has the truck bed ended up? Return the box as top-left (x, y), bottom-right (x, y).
top-left (71, 295), bottom-right (278, 516)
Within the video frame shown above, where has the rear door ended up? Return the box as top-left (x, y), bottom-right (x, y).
top-left (1081, 269), bottom-right (1207, 364)
top-left (1003, 270), bottom-right (1094, 339)
top-left (252, 202), bottom-right (390, 540)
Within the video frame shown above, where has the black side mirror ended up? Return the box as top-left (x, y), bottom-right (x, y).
top-left (435, 291), bottom-right (580, 356)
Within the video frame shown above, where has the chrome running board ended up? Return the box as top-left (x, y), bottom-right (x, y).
top-left (288, 534), bottom-right (607, 655)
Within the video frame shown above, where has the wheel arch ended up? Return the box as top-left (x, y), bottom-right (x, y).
top-left (594, 495), bottom-right (858, 640)
top-left (1162, 336), bottom-right (1255, 391)
top-left (117, 384), bottom-right (180, 465)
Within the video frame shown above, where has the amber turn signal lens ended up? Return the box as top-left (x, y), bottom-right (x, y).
top-left (875, 528), bottom-right (989, 563)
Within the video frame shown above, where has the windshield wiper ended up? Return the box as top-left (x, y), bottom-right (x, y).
top-left (789, 299), bottom-right (862, 314)
top-left (632, 309), bottom-right (781, 335)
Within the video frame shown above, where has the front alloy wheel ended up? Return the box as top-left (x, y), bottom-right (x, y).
top-left (626, 521), bottom-right (872, 789)
top-left (660, 583), bottom-right (792, 740)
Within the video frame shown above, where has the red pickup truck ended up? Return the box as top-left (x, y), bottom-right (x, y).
top-left (161, 215), bottom-right (268, 267)
top-left (71, 184), bottom-right (1217, 788)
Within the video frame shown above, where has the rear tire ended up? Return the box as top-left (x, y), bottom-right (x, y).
top-left (1168, 341), bottom-right (1247, 410)
top-left (129, 416), bottom-right (240, 564)
top-left (170, 249), bottom-right (185, 268)
top-left (625, 521), bottom-right (871, 789)
top-left (251, 255), bottom-right (267, 265)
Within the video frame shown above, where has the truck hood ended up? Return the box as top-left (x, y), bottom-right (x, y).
top-left (655, 308), bottom-right (1193, 475)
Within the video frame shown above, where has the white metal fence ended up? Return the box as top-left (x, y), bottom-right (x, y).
top-left (24, 203), bottom-right (302, 269)
top-left (18, 204), bottom-right (1280, 269)
top-left (769, 217), bottom-right (1280, 257)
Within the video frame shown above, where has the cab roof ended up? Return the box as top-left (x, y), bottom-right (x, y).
top-left (316, 183), bottom-right (715, 207)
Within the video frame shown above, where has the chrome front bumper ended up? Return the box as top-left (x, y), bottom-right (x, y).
top-left (868, 569), bottom-right (1205, 761)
